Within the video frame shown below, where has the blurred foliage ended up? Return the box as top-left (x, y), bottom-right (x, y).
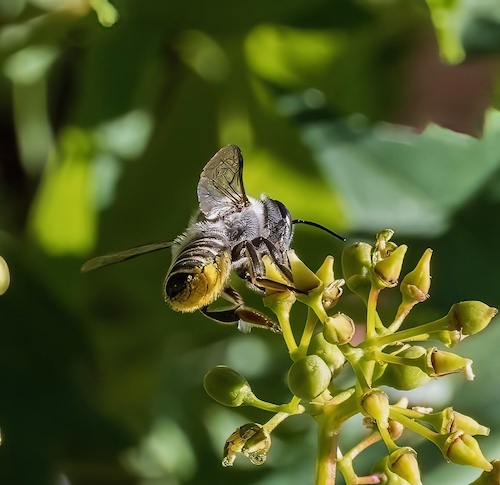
top-left (0, 0), bottom-right (500, 484)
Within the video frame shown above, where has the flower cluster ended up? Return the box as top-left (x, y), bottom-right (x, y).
top-left (203, 230), bottom-right (498, 484)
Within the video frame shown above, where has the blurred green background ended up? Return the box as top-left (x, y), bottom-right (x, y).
top-left (1, 0), bottom-right (500, 484)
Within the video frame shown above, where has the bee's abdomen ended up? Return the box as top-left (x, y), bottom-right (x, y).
top-left (164, 236), bottom-right (231, 312)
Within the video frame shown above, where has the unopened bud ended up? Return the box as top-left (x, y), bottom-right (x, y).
top-left (390, 447), bottom-right (422, 485)
top-left (315, 256), bottom-right (335, 287)
top-left (341, 242), bottom-right (372, 302)
top-left (0, 256), bottom-right (10, 295)
top-left (371, 448), bottom-right (422, 485)
top-left (400, 248), bottom-right (432, 304)
top-left (419, 407), bottom-right (488, 436)
top-left (448, 302), bottom-right (498, 336)
top-left (204, 366), bottom-right (253, 407)
top-left (323, 313), bottom-right (355, 345)
top-left (429, 348), bottom-right (474, 380)
top-left (223, 423), bottom-right (271, 467)
top-left (442, 431), bottom-right (492, 471)
top-left (308, 333), bottom-right (346, 375)
top-left (287, 355), bottom-right (332, 400)
top-left (287, 250), bottom-right (322, 293)
top-left (373, 244), bottom-right (408, 289)
top-left (361, 389), bottom-right (390, 429)
top-left (451, 411), bottom-right (490, 436)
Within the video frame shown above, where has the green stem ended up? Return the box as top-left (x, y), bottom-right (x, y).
top-left (315, 410), bottom-right (340, 485)
top-left (296, 309), bottom-right (318, 360)
top-left (366, 287), bottom-right (381, 340)
top-left (246, 394), bottom-right (303, 414)
top-left (389, 408), bottom-right (439, 443)
top-left (387, 301), bottom-right (415, 333)
top-left (263, 412), bottom-right (291, 433)
top-left (372, 316), bottom-right (448, 347)
top-left (277, 309), bottom-right (298, 357)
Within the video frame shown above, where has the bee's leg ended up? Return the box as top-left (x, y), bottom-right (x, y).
top-left (249, 237), bottom-right (294, 282)
top-left (200, 287), bottom-right (281, 333)
top-left (244, 242), bottom-right (303, 294)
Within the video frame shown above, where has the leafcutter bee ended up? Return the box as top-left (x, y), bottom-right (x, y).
top-left (82, 145), bottom-right (344, 332)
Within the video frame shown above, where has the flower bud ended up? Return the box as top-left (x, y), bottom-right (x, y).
top-left (222, 422), bottom-right (271, 467)
top-left (418, 407), bottom-right (489, 436)
top-left (322, 313), bottom-right (355, 345)
top-left (390, 447), bottom-right (422, 485)
top-left (203, 366), bottom-right (253, 407)
top-left (315, 254), bottom-right (344, 309)
top-left (448, 302), bottom-right (498, 336)
top-left (374, 346), bottom-right (431, 391)
top-left (450, 412), bottom-right (490, 436)
top-left (400, 248), bottom-right (432, 301)
top-left (287, 355), bottom-right (332, 400)
top-left (287, 250), bottom-right (322, 293)
top-left (372, 448), bottom-right (422, 485)
top-left (442, 431), bottom-right (492, 471)
top-left (341, 242), bottom-right (372, 302)
top-left (360, 389), bottom-right (390, 429)
top-left (373, 244), bottom-right (408, 289)
top-left (0, 256), bottom-right (10, 296)
top-left (308, 333), bottom-right (346, 375)
top-left (470, 460), bottom-right (500, 484)
top-left (315, 255), bottom-right (335, 287)
top-left (428, 348), bottom-right (474, 380)
top-left (422, 407), bottom-right (489, 436)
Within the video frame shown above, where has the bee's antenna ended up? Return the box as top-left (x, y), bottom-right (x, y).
top-left (292, 219), bottom-right (346, 242)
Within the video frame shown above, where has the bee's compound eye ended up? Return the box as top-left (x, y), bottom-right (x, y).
top-left (165, 273), bottom-right (190, 299)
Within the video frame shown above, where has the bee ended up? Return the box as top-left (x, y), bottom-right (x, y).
top-left (82, 145), bottom-right (344, 332)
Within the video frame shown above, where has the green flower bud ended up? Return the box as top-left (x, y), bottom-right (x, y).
top-left (342, 242), bottom-right (372, 302)
top-left (222, 423), bottom-right (271, 467)
top-left (314, 255), bottom-right (344, 309)
top-left (400, 249), bottom-right (432, 305)
top-left (287, 355), bottom-right (332, 400)
top-left (374, 346), bottom-right (431, 391)
top-left (372, 448), bottom-right (422, 485)
top-left (450, 411), bottom-right (490, 437)
top-left (322, 313), bottom-right (355, 345)
top-left (360, 389), bottom-right (390, 429)
top-left (315, 255), bottom-right (335, 287)
top-left (470, 460), bottom-right (500, 484)
top-left (0, 256), bottom-right (10, 295)
top-left (373, 244), bottom-right (408, 289)
top-left (428, 348), bottom-right (474, 380)
top-left (308, 333), bottom-right (346, 375)
top-left (204, 366), bottom-right (253, 407)
top-left (422, 407), bottom-right (489, 436)
top-left (390, 448), bottom-right (422, 485)
top-left (287, 250), bottom-right (322, 293)
top-left (448, 302), bottom-right (498, 336)
top-left (442, 431), bottom-right (493, 471)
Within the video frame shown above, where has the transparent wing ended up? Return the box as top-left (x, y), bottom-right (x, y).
top-left (81, 241), bottom-right (173, 272)
top-left (197, 144), bottom-right (249, 219)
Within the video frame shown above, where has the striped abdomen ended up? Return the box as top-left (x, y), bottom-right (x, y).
top-left (163, 229), bottom-right (231, 312)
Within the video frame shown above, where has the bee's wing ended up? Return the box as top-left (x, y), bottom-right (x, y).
top-left (81, 241), bottom-right (173, 272)
top-left (197, 144), bottom-right (250, 219)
